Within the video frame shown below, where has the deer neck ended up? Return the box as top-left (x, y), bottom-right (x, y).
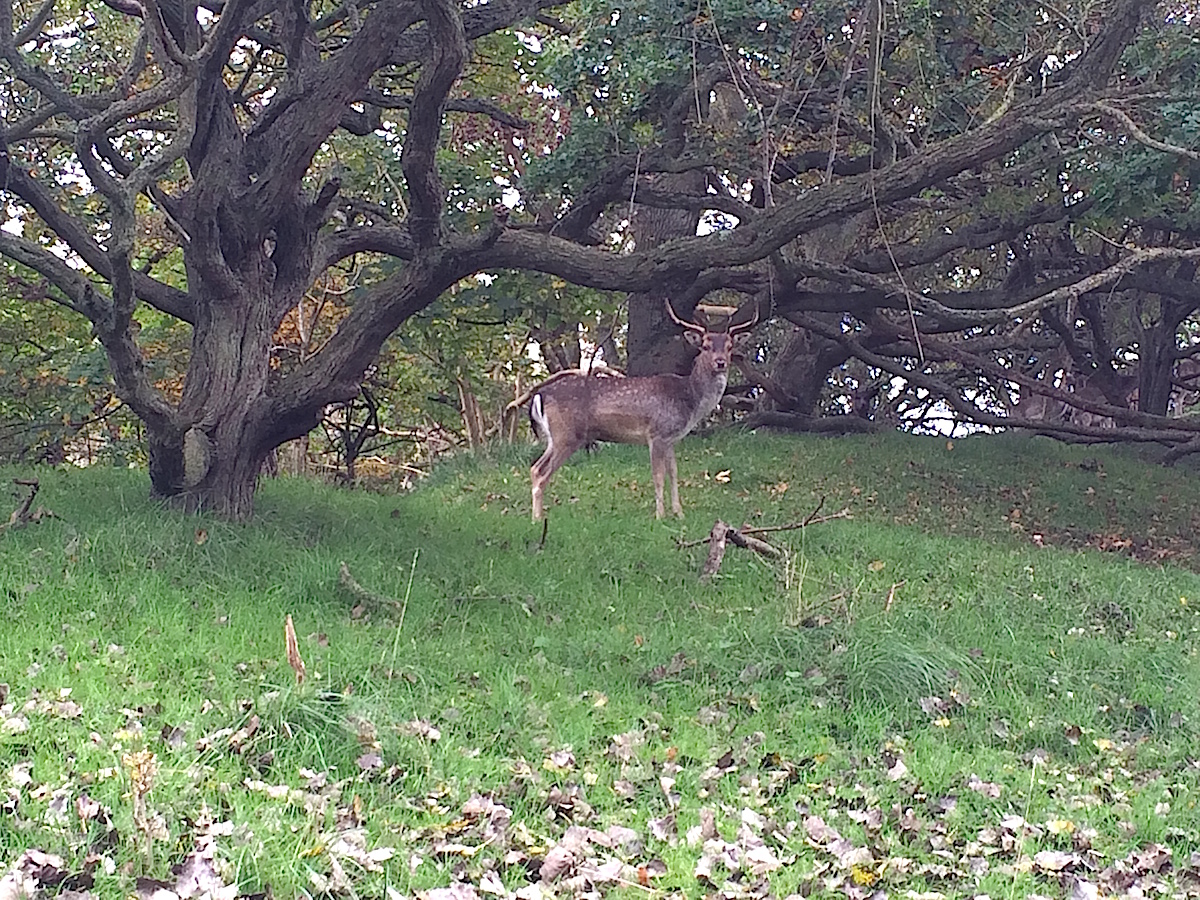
top-left (683, 360), bottom-right (728, 430)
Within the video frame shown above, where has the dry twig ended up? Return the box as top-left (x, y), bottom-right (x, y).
top-left (679, 499), bottom-right (850, 547)
top-left (338, 561), bottom-right (402, 613)
top-left (284, 614), bottom-right (307, 684)
top-left (740, 506), bottom-right (853, 537)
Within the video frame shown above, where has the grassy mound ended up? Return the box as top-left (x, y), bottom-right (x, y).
top-left (2, 430), bottom-right (1199, 898)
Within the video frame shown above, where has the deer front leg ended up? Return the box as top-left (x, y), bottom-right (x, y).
top-left (666, 446), bottom-right (682, 517)
top-left (649, 440), bottom-right (673, 519)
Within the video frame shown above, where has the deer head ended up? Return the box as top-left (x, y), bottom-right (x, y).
top-left (665, 299), bottom-right (757, 382)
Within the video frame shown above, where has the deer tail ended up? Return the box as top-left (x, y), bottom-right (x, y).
top-left (529, 392), bottom-right (552, 444)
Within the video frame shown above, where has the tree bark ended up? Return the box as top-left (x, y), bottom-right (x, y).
top-left (627, 170), bottom-right (708, 376)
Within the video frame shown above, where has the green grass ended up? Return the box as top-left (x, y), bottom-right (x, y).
top-left (2, 430), bottom-right (1200, 898)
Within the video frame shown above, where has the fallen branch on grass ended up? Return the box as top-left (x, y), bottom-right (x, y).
top-left (684, 499), bottom-right (853, 582)
top-left (740, 497), bottom-right (853, 535)
top-left (0, 479), bottom-right (55, 534)
top-left (698, 520), bottom-right (783, 582)
top-left (699, 520), bottom-right (730, 582)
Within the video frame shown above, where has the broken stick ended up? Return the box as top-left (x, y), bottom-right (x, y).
top-left (699, 520), bottom-right (730, 583)
top-left (337, 561), bottom-right (402, 613)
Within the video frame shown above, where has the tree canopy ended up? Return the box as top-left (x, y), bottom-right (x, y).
top-left (0, 0), bottom-right (1196, 517)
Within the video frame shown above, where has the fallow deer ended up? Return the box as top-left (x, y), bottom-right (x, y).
top-left (525, 301), bottom-right (756, 520)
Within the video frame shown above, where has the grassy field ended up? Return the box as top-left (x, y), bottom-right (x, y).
top-left (2, 430), bottom-right (1200, 899)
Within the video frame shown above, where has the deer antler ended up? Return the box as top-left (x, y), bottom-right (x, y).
top-left (665, 299), bottom-right (707, 334)
top-left (666, 298), bottom-right (759, 335)
top-left (728, 303), bottom-right (759, 335)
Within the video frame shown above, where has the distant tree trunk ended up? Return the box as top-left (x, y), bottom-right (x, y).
top-left (587, 318), bottom-right (623, 370)
top-left (760, 215), bottom-right (877, 416)
top-left (1136, 279), bottom-right (1195, 417)
top-left (457, 376), bottom-right (486, 449)
top-left (769, 319), bottom-right (853, 415)
top-left (277, 436), bottom-right (312, 476)
top-left (532, 322), bottom-right (583, 372)
top-left (148, 418), bottom-right (278, 521)
top-left (1138, 319), bottom-right (1176, 417)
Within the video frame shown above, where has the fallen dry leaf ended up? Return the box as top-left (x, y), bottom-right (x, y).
top-left (399, 719), bottom-right (442, 741)
top-left (1032, 849), bottom-right (1078, 872)
top-left (543, 748), bottom-right (575, 772)
top-left (966, 773), bottom-right (1002, 798)
top-left (419, 884), bottom-right (481, 900)
top-left (648, 813), bottom-right (676, 843)
top-left (0, 850), bottom-right (69, 900)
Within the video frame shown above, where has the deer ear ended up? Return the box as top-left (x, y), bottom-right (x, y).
top-left (682, 330), bottom-right (703, 348)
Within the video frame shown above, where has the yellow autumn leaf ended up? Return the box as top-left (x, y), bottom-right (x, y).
top-left (850, 864), bottom-right (879, 886)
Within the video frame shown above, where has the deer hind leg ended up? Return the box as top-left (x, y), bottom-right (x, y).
top-left (530, 394), bottom-right (581, 520)
top-left (530, 450), bottom-right (552, 521)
